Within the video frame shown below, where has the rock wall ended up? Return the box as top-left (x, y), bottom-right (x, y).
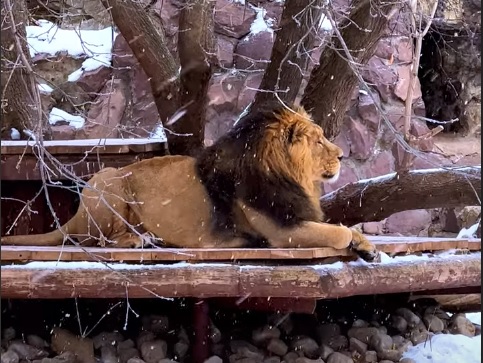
top-left (24, 0), bottom-right (481, 236)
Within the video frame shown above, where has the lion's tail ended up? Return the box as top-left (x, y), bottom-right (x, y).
top-left (1, 218), bottom-right (77, 246)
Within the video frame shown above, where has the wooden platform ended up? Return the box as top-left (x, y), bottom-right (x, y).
top-left (1, 236), bottom-right (481, 262)
top-left (1, 236), bottom-right (481, 300)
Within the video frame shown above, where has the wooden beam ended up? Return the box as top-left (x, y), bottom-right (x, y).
top-left (1, 237), bottom-right (480, 262)
top-left (1, 253), bottom-right (480, 299)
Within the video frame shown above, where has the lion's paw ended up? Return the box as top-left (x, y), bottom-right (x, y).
top-left (349, 229), bottom-right (379, 262)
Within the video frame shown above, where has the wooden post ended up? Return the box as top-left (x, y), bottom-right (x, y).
top-left (192, 299), bottom-right (210, 363)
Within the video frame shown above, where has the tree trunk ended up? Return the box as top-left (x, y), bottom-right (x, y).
top-left (171, 0), bottom-right (216, 156)
top-left (248, 0), bottom-right (324, 111)
top-left (101, 0), bottom-right (180, 146)
top-left (321, 167), bottom-right (481, 226)
top-left (301, 0), bottom-right (398, 140)
top-left (1, 0), bottom-right (46, 139)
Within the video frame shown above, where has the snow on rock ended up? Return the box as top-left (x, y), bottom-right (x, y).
top-left (48, 107), bottom-right (85, 129)
top-left (37, 83), bottom-right (54, 94)
top-left (319, 13), bottom-right (333, 32)
top-left (401, 333), bottom-right (481, 363)
top-left (249, 6), bottom-right (274, 38)
top-left (466, 312), bottom-right (481, 326)
top-left (149, 124), bottom-right (168, 143)
top-left (26, 20), bottom-right (116, 83)
top-left (10, 128), bottom-right (21, 140)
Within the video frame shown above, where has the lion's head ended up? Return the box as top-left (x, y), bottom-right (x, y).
top-left (258, 105), bottom-right (344, 190)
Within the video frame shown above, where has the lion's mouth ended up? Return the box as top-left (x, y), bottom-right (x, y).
top-left (322, 172), bottom-right (340, 183)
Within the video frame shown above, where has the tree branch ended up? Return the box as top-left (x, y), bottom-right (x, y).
top-left (249, 0), bottom-right (324, 110)
top-left (301, 0), bottom-right (398, 140)
top-left (321, 166), bottom-right (481, 226)
top-left (171, 0), bottom-right (216, 155)
top-left (101, 0), bottom-right (180, 140)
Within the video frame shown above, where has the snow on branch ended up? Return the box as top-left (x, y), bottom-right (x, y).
top-left (321, 166), bottom-right (481, 226)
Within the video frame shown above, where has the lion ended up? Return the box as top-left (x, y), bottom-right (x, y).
top-left (1, 103), bottom-right (378, 261)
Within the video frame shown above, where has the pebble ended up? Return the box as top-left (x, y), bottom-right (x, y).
top-left (283, 352), bottom-right (299, 363)
top-left (267, 338), bottom-right (288, 356)
top-left (26, 336), bottom-right (49, 350)
top-left (423, 315), bottom-right (445, 333)
top-left (2, 329), bottom-right (15, 342)
top-left (174, 340), bottom-right (189, 359)
top-left (100, 346), bottom-right (118, 363)
top-left (391, 315), bottom-right (408, 333)
top-left (8, 341), bottom-right (48, 361)
top-left (141, 315), bottom-right (169, 334)
top-left (140, 340), bottom-right (167, 363)
top-left (1, 350), bottom-right (19, 363)
top-left (93, 332), bottom-right (124, 349)
top-left (399, 358), bottom-right (417, 363)
top-left (319, 344), bottom-right (334, 360)
top-left (119, 347), bottom-right (140, 363)
top-left (369, 333), bottom-right (392, 353)
top-left (252, 326), bottom-right (281, 345)
top-left (349, 337), bottom-right (367, 354)
top-left (203, 357), bottom-right (222, 363)
top-left (264, 357), bottom-right (281, 363)
top-left (326, 335), bottom-right (348, 351)
top-left (295, 358), bottom-right (324, 363)
top-left (363, 350), bottom-right (377, 363)
top-left (326, 352), bottom-right (354, 363)
top-left (449, 314), bottom-right (476, 337)
top-left (347, 327), bottom-right (379, 344)
top-left (395, 308), bottom-right (421, 328)
top-left (316, 324), bottom-right (341, 345)
top-left (291, 337), bottom-right (319, 358)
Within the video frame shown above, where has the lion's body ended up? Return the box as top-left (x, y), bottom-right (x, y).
top-left (1, 104), bottom-right (378, 260)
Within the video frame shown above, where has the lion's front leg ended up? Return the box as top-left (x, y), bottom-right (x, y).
top-left (349, 229), bottom-right (380, 262)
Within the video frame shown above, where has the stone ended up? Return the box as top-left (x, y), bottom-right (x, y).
top-left (2, 328), bottom-right (15, 342)
top-left (136, 332), bottom-right (155, 349)
top-left (174, 341), bottom-right (189, 359)
top-left (294, 358), bottom-right (324, 363)
top-left (140, 340), bottom-right (167, 363)
top-left (349, 338), bottom-right (367, 354)
top-left (230, 340), bottom-right (258, 354)
top-left (386, 211), bottom-right (432, 236)
top-left (362, 57), bottom-right (397, 102)
top-left (235, 346), bottom-right (264, 361)
top-left (76, 66), bottom-right (111, 94)
top-left (347, 327), bottom-right (379, 345)
top-left (267, 339), bottom-right (288, 356)
top-left (410, 331), bottom-right (431, 345)
top-left (238, 72), bottom-right (264, 110)
top-left (357, 91), bottom-right (381, 131)
top-left (291, 337), bottom-right (319, 358)
top-left (363, 350), bottom-right (377, 363)
top-left (326, 352), bottom-right (354, 363)
top-left (51, 329), bottom-right (95, 363)
top-left (216, 36), bottom-right (236, 68)
top-left (393, 65), bottom-right (423, 102)
top-left (316, 323), bottom-right (341, 345)
top-left (448, 314), bottom-right (476, 337)
top-left (93, 332), bottom-right (124, 349)
top-left (1, 351), bottom-right (19, 363)
top-left (214, 0), bottom-right (256, 38)
top-left (346, 116), bottom-right (376, 160)
top-left (326, 335), bottom-right (348, 351)
top-left (283, 352), bottom-right (299, 363)
top-left (141, 315), bottom-right (169, 335)
top-left (252, 326), bottom-right (281, 345)
top-left (7, 342), bottom-right (46, 362)
top-left (40, 351), bottom-right (77, 363)
top-left (368, 333), bottom-right (392, 353)
top-left (100, 346), bottom-right (119, 363)
top-left (126, 359), bottom-right (145, 363)
top-left (26, 335), bottom-right (49, 349)
top-left (210, 324), bottom-right (222, 344)
top-left (203, 357), bottom-right (222, 363)
top-left (318, 344), bottom-right (334, 361)
top-left (362, 221), bottom-right (385, 235)
top-left (423, 315), bottom-right (445, 333)
top-left (391, 315), bottom-right (408, 333)
top-left (235, 32), bottom-right (274, 70)
top-left (399, 359), bottom-right (416, 363)
top-left (117, 340), bottom-right (135, 350)
top-left (264, 357), bottom-right (281, 363)
top-left (377, 349), bottom-right (402, 361)
top-left (456, 206), bottom-right (481, 230)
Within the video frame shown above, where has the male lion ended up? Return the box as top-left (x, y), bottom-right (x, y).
top-left (1, 104), bottom-right (378, 261)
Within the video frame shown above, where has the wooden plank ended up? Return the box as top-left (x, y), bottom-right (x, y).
top-left (0, 237), bottom-right (480, 262)
top-left (1, 253), bottom-right (480, 299)
top-left (1, 139), bottom-right (165, 155)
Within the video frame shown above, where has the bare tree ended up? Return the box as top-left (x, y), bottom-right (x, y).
top-left (301, 0), bottom-right (399, 140)
top-left (1, 0), bottom-right (48, 139)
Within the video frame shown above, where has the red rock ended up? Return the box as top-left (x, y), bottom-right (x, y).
top-left (393, 65), bottom-right (423, 102)
top-left (238, 72), bottom-right (264, 110)
top-left (396, 39), bottom-right (413, 62)
top-left (357, 91), bottom-right (381, 130)
top-left (410, 119), bottom-right (434, 152)
top-left (362, 57), bottom-right (397, 102)
top-left (50, 125), bottom-right (77, 140)
top-left (323, 162), bottom-right (358, 194)
top-left (216, 35), bottom-right (236, 68)
top-left (363, 221), bottom-right (385, 235)
top-left (235, 32), bottom-right (274, 70)
top-left (76, 65), bottom-right (111, 94)
top-left (214, 0), bottom-right (256, 38)
top-left (333, 132), bottom-right (351, 158)
top-left (385, 210), bottom-right (432, 235)
top-left (346, 116), bottom-right (376, 160)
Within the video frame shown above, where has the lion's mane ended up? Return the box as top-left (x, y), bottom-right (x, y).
top-left (196, 103), bottom-right (325, 245)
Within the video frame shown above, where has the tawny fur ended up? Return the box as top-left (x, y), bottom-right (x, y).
top-left (1, 104), bottom-right (378, 260)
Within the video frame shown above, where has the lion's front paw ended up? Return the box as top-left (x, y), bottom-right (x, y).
top-left (349, 229), bottom-right (379, 262)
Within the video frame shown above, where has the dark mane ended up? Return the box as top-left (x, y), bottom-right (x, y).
top-left (195, 103), bottom-right (322, 245)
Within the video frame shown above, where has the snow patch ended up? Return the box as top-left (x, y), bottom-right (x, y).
top-left (38, 83), bottom-right (54, 94)
top-left (10, 128), bottom-right (20, 140)
top-left (27, 20), bottom-right (116, 82)
top-left (149, 124), bottom-right (168, 143)
top-left (457, 220), bottom-right (480, 239)
top-left (49, 107), bottom-right (85, 129)
top-left (466, 312), bottom-right (481, 326)
top-left (402, 333), bottom-right (481, 363)
top-left (319, 14), bottom-right (333, 31)
top-left (248, 6), bottom-right (275, 38)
